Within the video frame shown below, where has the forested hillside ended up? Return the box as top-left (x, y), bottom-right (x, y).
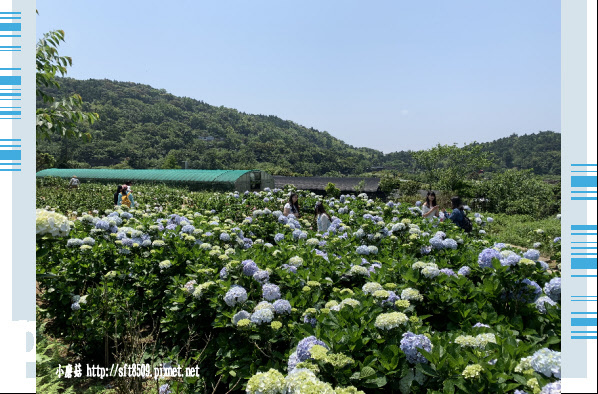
top-left (36, 78), bottom-right (560, 176)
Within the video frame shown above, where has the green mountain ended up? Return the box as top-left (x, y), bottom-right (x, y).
top-left (36, 78), bottom-right (560, 176)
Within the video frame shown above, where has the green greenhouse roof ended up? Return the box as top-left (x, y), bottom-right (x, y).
top-left (36, 169), bottom-right (254, 184)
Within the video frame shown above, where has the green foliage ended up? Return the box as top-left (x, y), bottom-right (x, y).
top-left (36, 78), bottom-right (559, 177)
top-left (473, 169), bottom-right (560, 218)
top-left (36, 31), bottom-right (99, 140)
top-left (36, 151), bottom-right (56, 172)
top-left (325, 182), bottom-right (341, 198)
top-left (36, 183), bottom-right (561, 393)
top-left (161, 151), bottom-right (182, 169)
top-left (412, 144), bottom-right (494, 193)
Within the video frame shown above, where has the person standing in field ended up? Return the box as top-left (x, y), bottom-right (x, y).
top-left (68, 175), bottom-right (80, 190)
top-left (315, 201), bottom-right (331, 232)
top-left (117, 185), bottom-right (136, 208)
top-left (422, 191), bottom-right (440, 219)
top-left (114, 185), bottom-right (123, 206)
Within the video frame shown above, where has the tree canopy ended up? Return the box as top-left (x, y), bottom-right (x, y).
top-left (36, 30), bottom-right (99, 140)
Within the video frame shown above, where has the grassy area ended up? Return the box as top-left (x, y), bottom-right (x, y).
top-left (483, 212), bottom-right (561, 259)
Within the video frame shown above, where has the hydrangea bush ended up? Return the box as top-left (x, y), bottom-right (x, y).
top-left (36, 184), bottom-right (561, 393)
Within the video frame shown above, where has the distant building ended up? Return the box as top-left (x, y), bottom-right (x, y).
top-left (36, 169), bottom-right (275, 192)
top-left (273, 176), bottom-right (380, 194)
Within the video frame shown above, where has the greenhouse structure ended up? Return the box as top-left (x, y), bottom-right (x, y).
top-left (35, 169), bottom-right (275, 192)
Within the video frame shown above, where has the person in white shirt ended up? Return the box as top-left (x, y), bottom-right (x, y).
top-left (422, 191), bottom-right (439, 218)
top-left (315, 201), bottom-right (331, 232)
top-left (283, 193), bottom-right (300, 217)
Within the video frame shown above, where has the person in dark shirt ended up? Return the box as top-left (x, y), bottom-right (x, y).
top-left (114, 185), bottom-right (123, 206)
top-left (442, 196), bottom-right (467, 229)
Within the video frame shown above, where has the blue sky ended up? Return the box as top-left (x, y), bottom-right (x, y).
top-left (36, 0), bottom-right (560, 153)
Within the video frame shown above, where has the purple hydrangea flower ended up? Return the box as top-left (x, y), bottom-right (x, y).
top-left (400, 332), bottom-right (432, 364)
top-left (440, 268), bottom-right (457, 277)
top-left (242, 260), bottom-right (259, 276)
top-left (523, 249), bottom-right (540, 261)
top-left (458, 266), bottom-right (471, 276)
top-left (478, 248), bottom-right (502, 268)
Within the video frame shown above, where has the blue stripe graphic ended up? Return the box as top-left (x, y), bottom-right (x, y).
top-left (0, 150), bottom-right (20, 160)
top-left (0, 111), bottom-right (20, 115)
top-left (572, 318), bottom-right (598, 326)
top-left (572, 176), bottom-right (598, 187)
top-left (0, 23), bottom-right (20, 31)
top-left (0, 76), bottom-right (21, 85)
top-left (571, 225), bottom-right (598, 230)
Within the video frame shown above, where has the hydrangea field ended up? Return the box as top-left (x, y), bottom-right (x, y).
top-left (36, 184), bottom-right (561, 393)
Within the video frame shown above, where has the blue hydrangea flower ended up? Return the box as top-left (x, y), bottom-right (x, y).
top-left (219, 233), bottom-right (231, 242)
top-left (71, 302), bottom-right (81, 311)
top-left (95, 220), bottom-right (110, 230)
top-left (251, 309), bottom-right (274, 325)
top-left (159, 383), bottom-right (172, 394)
top-left (458, 266), bottom-right (471, 276)
top-left (121, 212), bottom-right (133, 220)
top-left (553, 237), bottom-right (561, 243)
top-left (494, 243), bottom-right (506, 249)
top-left (242, 260), bottom-right (259, 276)
top-left (382, 291), bottom-right (400, 306)
top-left (473, 322), bottom-right (490, 328)
top-left (232, 310), bottom-right (251, 325)
top-left (281, 264), bottom-right (298, 273)
top-left (121, 238), bottom-right (134, 247)
top-left (165, 224), bottom-right (176, 231)
top-left (544, 278), bottom-right (561, 302)
top-left (539, 261), bottom-right (549, 271)
top-left (430, 237), bottom-right (444, 250)
top-left (292, 229), bottom-right (302, 239)
top-left (296, 336), bottom-right (329, 362)
top-left (288, 352), bottom-right (300, 371)
top-left (278, 215), bottom-right (289, 225)
top-left (443, 239), bottom-right (458, 250)
top-left (400, 332), bottom-right (432, 364)
top-left (478, 248), bottom-right (502, 268)
top-left (274, 233), bottom-right (285, 243)
top-left (303, 315), bottom-right (317, 327)
top-left (421, 246), bottom-right (432, 255)
top-left (535, 296), bottom-right (558, 313)
top-left (523, 249), bottom-right (540, 261)
top-left (224, 285), bottom-right (248, 307)
top-left (263, 284), bottom-right (281, 301)
top-left (273, 299), bottom-right (291, 314)
top-left (356, 245), bottom-right (370, 255)
top-left (540, 381), bottom-right (561, 394)
top-left (219, 267), bottom-right (228, 280)
top-left (440, 268), bottom-right (457, 277)
top-left (181, 225), bottom-right (195, 234)
top-left (253, 269), bottom-right (270, 283)
top-left (501, 253), bottom-right (521, 267)
top-left (510, 279), bottom-right (542, 303)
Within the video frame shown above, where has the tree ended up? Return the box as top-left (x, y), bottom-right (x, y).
top-left (36, 29), bottom-right (99, 140)
top-left (162, 152), bottom-right (181, 169)
top-left (412, 144), bottom-right (493, 192)
top-left (325, 182), bottom-right (340, 198)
